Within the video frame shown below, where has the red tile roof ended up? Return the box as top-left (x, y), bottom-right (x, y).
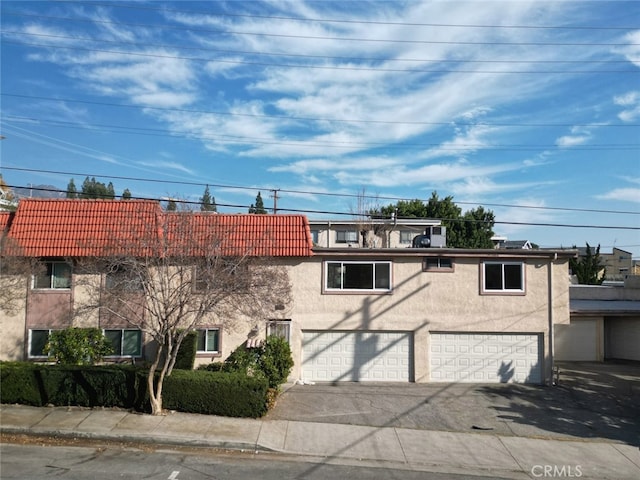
top-left (4, 199), bottom-right (313, 258)
top-left (0, 211), bottom-right (13, 232)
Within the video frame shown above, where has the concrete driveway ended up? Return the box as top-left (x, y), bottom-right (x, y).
top-left (266, 361), bottom-right (640, 446)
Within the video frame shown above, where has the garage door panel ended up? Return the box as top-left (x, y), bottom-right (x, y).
top-left (430, 333), bottom-right (542, 384)
top-left (302, 331), bottom-right (411, 382)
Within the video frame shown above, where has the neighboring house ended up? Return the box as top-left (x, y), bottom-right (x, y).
top-left (1, 199), bottom-right (577, 385)
top-left (499, 240), bottom-right (533, 250)
top-left (600, 247), bottom-right (633, 281)
top-left (555, 276), bottom-right (640, 362)
top-left (308, 218), bottom-right (441, 249)
top-left (0, 199), bottom-right (313, 365)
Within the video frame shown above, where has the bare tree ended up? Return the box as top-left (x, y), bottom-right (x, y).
top-left (0, 227), bottom-right (41, 316)
top-left (75, 207), bottom-right (291, 415)
top-left (350, 187), bottom-right (383, 248)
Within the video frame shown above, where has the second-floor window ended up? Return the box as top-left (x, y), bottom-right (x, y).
top-left (325, 261), bottom-right (392, 292)
top-left (423, 257), bottom-right (454, 271)
top-left (336, 230), bottom-right (358, 244)
top-left (33, 262), bottom-right (71, 289)
top-left (482, 261), bottom-right (525, 293)
top-left (399, 231), bottom-right (415, 244)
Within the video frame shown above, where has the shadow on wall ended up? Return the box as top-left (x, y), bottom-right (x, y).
top-left (479, 361), bottom-right (640, 446)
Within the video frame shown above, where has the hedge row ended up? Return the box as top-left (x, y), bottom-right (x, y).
top-left (0, 362), bottom-right (268, 417)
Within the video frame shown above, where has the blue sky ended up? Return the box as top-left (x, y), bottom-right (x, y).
top-left (1, 1), bottom-right (639, 258)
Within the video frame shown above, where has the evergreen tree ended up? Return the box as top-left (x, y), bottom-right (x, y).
top-left (377, 191), bottom-right (495, 249)
top-left (79, 177), bottom-right (117, 199)
top-left (200, 185), bottom-right (216, 212)
top-left (250, 191), bottom-right (267, 214)
top-left (122, 188), bottom-right (132, 200)
top-left (570, 243), bottom-right (606, 285)
top-left (66, 178), bottom-right (78, 199)
top-left (166, 199), bottom-right (177, 211)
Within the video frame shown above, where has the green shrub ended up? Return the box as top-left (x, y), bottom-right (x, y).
top-left (174, 331), bottom-right (198, 370)
top-left (0, 362), bottom-right (42, 406)
top-left (163, 369), bottom-right (268, 417)
top-left (259, 336), bottom-right (294, 389)
top-left (45, 328), bottom-right (113, 365)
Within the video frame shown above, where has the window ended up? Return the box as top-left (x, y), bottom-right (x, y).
top-left (336, 230), bottom-right (358, 244)
top-left (33, 262), bottom-right (71, 289)
top-left (267, 319), bottom-right (291, 342)
top-left (196, 328), bottom-right (220, 353)
top-left (29, 329), bottom-right (52, 357)
top-left (482, 262), bottom-right (524, 293)
top-left (325, 261), bottom-right (392, 292)
top-left (423, 257), bottom-right (453, 271)
top-left (310, 229), bottom-right (319, 245)
top-left (399, 231), bottom-right (415, 244)
top-left (104, 329), bottom-right (142, 357)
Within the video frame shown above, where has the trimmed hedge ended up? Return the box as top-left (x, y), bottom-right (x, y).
top-left (174, 331), bottom-right (198, 370)
top-left (0, 362), bottom-right (269, 417)
top-left (163, 369), bottom-right (268, 417)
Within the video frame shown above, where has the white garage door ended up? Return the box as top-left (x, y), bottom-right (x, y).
top-left (430, 333), bottom-right (543, 384)
top-left (302, 331), bottom-right (411, 382)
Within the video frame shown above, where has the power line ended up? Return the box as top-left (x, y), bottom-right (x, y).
top-left (3, 93), bottom-right (637, 128)
top-left (3, 166), bottom-right (639, 217)
top-left (5, 39), bottom-right (636, 75)
top-left (2, 30), bottom-right (633, 65)
top-left (3, 116), bottom-right (637, 152)
top-left (4, 11), bottom-right (638, 47)
top-left (48, 1), bottom-right (640, 31)
top-left (5, 183), bottom-right (639, 231)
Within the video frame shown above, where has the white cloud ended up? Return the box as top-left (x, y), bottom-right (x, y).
top-left (595, 188), bottom-right (640, 203)
top-left (137, 160), bottom-right (195, 175)
top-left (614, 91), bottom-right (640, 122)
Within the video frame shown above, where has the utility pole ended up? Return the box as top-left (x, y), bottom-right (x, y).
top-left (270, 189), bottom-right (280, 214)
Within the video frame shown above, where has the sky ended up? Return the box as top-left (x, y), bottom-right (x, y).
top-left (1, 0), bottom-right (639, 259)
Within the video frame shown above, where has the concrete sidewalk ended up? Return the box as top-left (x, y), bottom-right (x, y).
top-left (1, 404), bottom-right (639, 479)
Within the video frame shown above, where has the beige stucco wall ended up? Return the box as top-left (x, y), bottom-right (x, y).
top-left (286, 255), bottom-right (570, 384)
top-left (555, 316), bottom-right (603, 361)
top-left (0, 275), bottom-right (28, 361)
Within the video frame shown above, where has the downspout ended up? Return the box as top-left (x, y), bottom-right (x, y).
top-left (547, 253), bottom-right (557, 386)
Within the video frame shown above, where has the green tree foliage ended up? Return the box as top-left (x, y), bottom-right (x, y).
top-left (166, 199), bottom-right (177, 211)
top-left (216, 335), bottom-right (293, 389)
top-left (66, 178), bottom-right (78, 199)
top-left (44, 327), bottom-right (113, 365)
top-left (570, 243), bottom-right (606, 285)
top-left (249, 192), bottom-right (267, 214)
top-left (200, 185), bottom-right (217, 212)
top-left (378, 192), bottom-right (495, 248)
top-left (122, 188), bottom-right (132, 200)
top-left (78, 177), bottom-right (116, 199)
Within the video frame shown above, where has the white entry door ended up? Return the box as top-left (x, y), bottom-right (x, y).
top-left (302, 331), bottom-right (411, 382)
top-left (430, 333), bottom-right (543, 384)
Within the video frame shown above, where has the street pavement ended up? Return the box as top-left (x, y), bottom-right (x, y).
top-left (2, 402), bottom-right (639, 479)
top-left (1, 362), bottom-right (640, 479)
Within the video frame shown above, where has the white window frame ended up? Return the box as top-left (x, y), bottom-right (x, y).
top-left (103, 329), bottom-right (143, 357)
top-left (423, 257), bottom-right (454, 271)
top-left (324, 260), bottom-right (392, 292)
top-left (267, 319), bottom-right (291, 342)
top-left (28, 329), bottom-right (53, 358)
top-left (196, 328), bottom-right (221, 354)
top-left (482, 261), bottom-right (525, 294)
top-left (310, 229), bottom-right (319, 245)
top-left (32, 261), bottom-right (72, 289)
top-left (336, 230), bottom-right (358, 244)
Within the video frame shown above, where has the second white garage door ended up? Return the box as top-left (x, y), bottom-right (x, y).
top-left (430, 333), bottom-right (543, 384)
top-left (302, 331), bottom-right (411, 382)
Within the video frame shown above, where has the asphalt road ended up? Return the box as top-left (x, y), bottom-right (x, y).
top-left (0, 442), bottom-right (519, 480)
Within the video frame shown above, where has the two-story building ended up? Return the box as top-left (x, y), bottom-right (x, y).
top-left (1, 199), bottom-right (576, 385)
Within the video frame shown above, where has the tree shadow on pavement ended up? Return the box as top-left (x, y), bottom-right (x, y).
top-left (478, 361), bottom-right (640, 446)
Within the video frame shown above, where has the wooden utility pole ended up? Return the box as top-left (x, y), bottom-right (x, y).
top-left (270, 189), bottom-right (280, 214)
